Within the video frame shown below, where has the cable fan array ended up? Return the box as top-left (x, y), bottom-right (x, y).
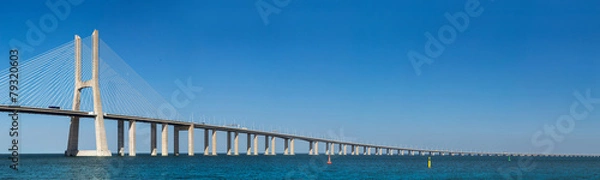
top-left (0, 36), bottom-right (184, 121)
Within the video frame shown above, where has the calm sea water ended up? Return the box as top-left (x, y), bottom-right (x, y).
top-left (2, 154), bottom-right (600, 179)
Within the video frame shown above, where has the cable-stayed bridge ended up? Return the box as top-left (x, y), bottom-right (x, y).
top-left (1, 30), bottom-right (596, 158)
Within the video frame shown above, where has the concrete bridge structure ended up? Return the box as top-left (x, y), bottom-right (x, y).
top-left (1, 30), bottom-right (598, 158)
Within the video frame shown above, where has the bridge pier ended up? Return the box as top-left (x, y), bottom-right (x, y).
top-left (174, 126), bottom-right (179, 156)
top-left (247, 133), bottom-right (252, 155)
top-left (325, 142), bottom-right (330, 155)
top-left (284, 138), bottom-right (289, 155)
top-left (129, 120), bottom-right (136, 156)
top-left (264, 135), bottom-right (270, 155)
top-left (315, 141), bottom-right (319, 155)
top-left (290, 138), bottom-right (295, 155)
top-left (211, 129), bottom-right (217, 156)
top-left (343, 144), bottom-right (347, 155)
top-left (161, 123), bottom-right (168, 156)
top-left (173, 125), bottom-right (193, 156)
top-left (309, 141), bottom-right (314, 155)
top-left (117, 120), bottom-right (124, 156)
top-left (332, 143), bottom-right (336, 155)
top-left (227, 131), bottom-right (232, 155)
top-left (204, 129), bottom-right (209, 156)
top-left (66, 31), bottom-right (111, 157)
top-left (188, 125), bottom-right (194, 156)
top-left (271, 136), bottom-right (276, 155)
top-left (150, 123), bottom-right (157, 156)
top-left (339, 144), bottom-right (343, 155)
top-left (253, 134), bottom-right (258, 155)
top-left (234, 132), bottom-right (239, 156)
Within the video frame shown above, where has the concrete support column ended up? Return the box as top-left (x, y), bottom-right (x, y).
top-left (264, 135), bottom-right (270, 155)
top-left (174, 127), bottom-right (179, 156)
top-left (314, 142), bottom-right (319, 155)
top-left (234, 132), bottom-right (239, 156)
top-left (290, 138), bottom-right (295, 155)
top-left (338, 144), bottom-right (343, 155)
top-left (253, 134), bottom-right (258, 155)
top-left (284, 138), bottom-right (289, 155)
top-left (227, 131), bottom-right (232, 155)
top-left (211, 129), bottom-right (217, 156)
top-left (329, 143), bottom-right (335, 155)
top-left (150, 123), bottom-right (157, 156)
top-left (161, 123), bottom-right (168, 156)
top-left (128, 120), bottom-right (136, 156)
top-left (309, 141), bottom-right (314, 155)
top-left (246, 133), bottom-right (252, 155)
top-left (204, 129), bottom-right (209, 156)
top-left (355, 146), bottom-right (359, 156)
top-left (188, 125), bottom-right (194, 156)
top-left (363, 146), bottom-right (367, 155)
top-left (67, 31), bottom-right (110, 157)
top-left (117, 120), bottom-right (124, 156)
top-left (343, 144), bottom-right (347, 155)
top-left (270, 136), bottom-right (276, 155)
top-left (325, 142), bottom-right (330, 155)
top-left (367, 147), bottom-right (371, 155)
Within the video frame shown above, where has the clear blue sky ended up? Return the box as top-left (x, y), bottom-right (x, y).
top-left (1, 0), bottom-right (599, 154)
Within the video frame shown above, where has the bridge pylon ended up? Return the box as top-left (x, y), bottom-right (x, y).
top-left (65, 30), bottom-right (111, 156)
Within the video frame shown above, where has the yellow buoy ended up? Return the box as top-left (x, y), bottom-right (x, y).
top-left (428, 156), bottom-right (431, 168)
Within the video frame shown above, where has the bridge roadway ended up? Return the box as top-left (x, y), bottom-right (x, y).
top-left (1, 105), bottom-right (597, 158)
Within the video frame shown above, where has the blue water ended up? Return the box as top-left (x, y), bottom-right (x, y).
top-left (2, 154), bottom-right (600, 179)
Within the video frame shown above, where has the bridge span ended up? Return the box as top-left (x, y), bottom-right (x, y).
top-left (2, 30), bottom-right (597, 158)
top-left (1, 105), bottom-right (596, 158)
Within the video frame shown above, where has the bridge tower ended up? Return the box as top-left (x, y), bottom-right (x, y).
top-left (65, 30), bottom-right (111, 156)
